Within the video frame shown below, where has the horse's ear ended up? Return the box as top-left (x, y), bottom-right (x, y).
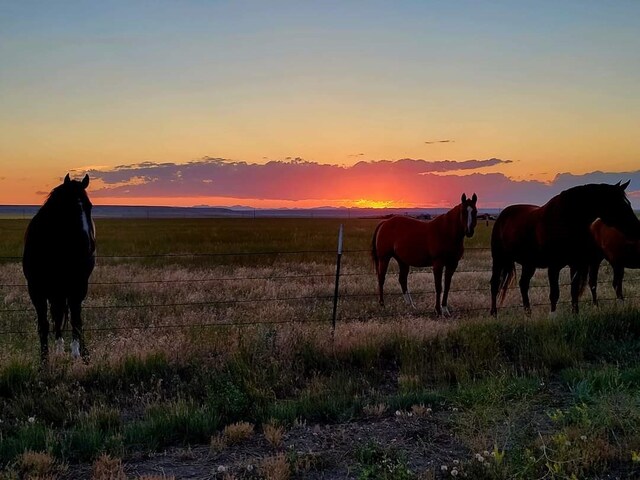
top-left (64, 173), bottom-right (71, 185)
top-left (471, 193), bottom-right (477, 204)
top-left (461, 193), bottom-right (467, 204)
top-left (615, 181), bottom-right (621, 187)
top-left (621, 180), bottom-right (630, 191)
top-left (81, 174), bottom-right (90, 189)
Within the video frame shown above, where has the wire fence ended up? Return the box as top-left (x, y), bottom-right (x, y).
top-left (1, 242), bottom-right (639, 338)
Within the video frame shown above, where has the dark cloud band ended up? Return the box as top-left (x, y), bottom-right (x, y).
top-left (81, 157), bottom-right (639, 207)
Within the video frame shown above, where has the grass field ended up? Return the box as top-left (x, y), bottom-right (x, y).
top-left (1, 218), bottom-right (640, 479)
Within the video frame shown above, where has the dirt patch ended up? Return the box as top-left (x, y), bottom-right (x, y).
top-left (64, 412), bottom-right (467, 479)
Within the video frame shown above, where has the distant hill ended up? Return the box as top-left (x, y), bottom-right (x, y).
top-left (0, 205), bottom-right (503, 220)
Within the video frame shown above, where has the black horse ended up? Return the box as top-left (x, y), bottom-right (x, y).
top-left (490, 182), bottom-right (640, 316)
top-left (23, 174), bottom-right (96, 361)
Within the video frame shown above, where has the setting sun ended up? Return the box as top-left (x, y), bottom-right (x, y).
top-left (352, 199), bottom-right (403, 209)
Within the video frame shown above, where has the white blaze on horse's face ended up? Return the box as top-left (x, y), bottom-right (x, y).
top-left (467, 206), bottom-right (473, 233)
top-left (78, 200), bottom-right (90, 240)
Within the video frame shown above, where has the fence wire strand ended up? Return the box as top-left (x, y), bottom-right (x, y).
top-left (1, 245), bottom-right (639, 337)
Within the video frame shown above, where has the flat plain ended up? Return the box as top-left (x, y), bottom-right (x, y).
top-left (1, 217), bottom-right (640, 479)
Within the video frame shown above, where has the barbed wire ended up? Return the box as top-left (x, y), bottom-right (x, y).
top-left (2, 294), bottom-right (636, 336)
top-left (0, 246), bottom-right (495, 262)
top-left (0, 271), bottom-right (636, 288)
top-left (2, 277), bottom-right (638, 312)
top-left (1, 245), bottom-right (639, 339)
top-left (0, 317), bottom-right (330, 336)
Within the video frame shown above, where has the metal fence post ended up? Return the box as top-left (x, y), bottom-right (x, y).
top-left (331, 224), bottom-right (344, 336)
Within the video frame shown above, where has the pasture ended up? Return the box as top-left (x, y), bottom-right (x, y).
top-left (1, 217), bottom-right (640, 479)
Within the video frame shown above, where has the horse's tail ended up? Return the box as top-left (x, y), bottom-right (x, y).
top-left (498, 262), bottom-right (517, 306)
top-left (491, 219), bottom-right (517, 307)
top-left (371, 222), bottom-right (384, 275)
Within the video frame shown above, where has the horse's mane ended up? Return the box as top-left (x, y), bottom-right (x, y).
top-left (42, 182), bottom-right (90, 209)
top-left (557, 183), bottom-right (628, 201)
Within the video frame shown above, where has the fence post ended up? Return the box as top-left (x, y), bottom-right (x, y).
top-left (331, 224), bottom-right (344, 336)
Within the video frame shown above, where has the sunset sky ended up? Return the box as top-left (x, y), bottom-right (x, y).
top-left (1, 1), bottom-right (639, 208)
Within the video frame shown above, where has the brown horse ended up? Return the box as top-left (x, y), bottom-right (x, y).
top-left (372, 193), bottom-right (477, 316)
top-left (490, 182), bottom-right (640, 316)
top-left (590, 218), bottom-right (640, 301)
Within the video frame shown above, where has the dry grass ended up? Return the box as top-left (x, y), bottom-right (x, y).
top-left (91, 454), bottom-right (126, 480)
top-left (211, 421), bottom-right (255, 452)
top-left (263, 421), bottom-right (285, 448)
top-left (411, 404), bottom-right (432, 418)
top-left (1, 223), bottom-right (638, 368)
top-left (363, 402), bottom-right (388, 417)
top-left (260, 453), bottom-right (290, 480)
top-left (16, 451), bottom-right (58, 479)
top-left (210, 433), bottom-right (227, 453)
top-left (223, 421), bottom-right (254, 444)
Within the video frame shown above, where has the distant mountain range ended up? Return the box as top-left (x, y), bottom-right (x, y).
top-left (0, 205), bottom-right (503, 219)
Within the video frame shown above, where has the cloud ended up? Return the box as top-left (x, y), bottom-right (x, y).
top-left (425, 139), bottom-right (454, 144)
top-left (82, 157), bottom-right (640, 208)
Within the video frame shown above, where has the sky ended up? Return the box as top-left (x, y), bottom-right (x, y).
top-left (1, 1), bottom-right (639, 208)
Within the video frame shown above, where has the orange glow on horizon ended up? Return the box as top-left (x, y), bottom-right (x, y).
top-left (81, 196), bottom-right (427, 209)
top-left (352, 199), bottom-right (405, 209)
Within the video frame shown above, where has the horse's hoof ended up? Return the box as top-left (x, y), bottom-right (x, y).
top-left (524, 307), bottom-right (532, 317)
top-left (403, 294), bottom-right (417, 309)
top-left (616, 298), bottom-right (625, 306)
top-left (71, 340), bottom-right (81, 359)
top-left (442, 306), bottom-right (451, 317)
top-left (548, 311), bottom-right (557, 319)
top-left (55, 338), bottom-right (64, 355)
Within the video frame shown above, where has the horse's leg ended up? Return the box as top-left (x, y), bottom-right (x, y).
top-left (51, 300), bottom-right (65, 355)
top-left (398, 261), bottom-right (415, 308)
top-left (588, 258), bottom-right (601, 307)
top-left (31, 290), bottom-right (49, 363)
top-left (69, 300), bottom-right (86, 360)
top-left (519, 264), bottom-right (536, 316)
top-left (548, 266), bottom-right (561, 315)
top-left (377, 256), bottom-right (390, 307)
top-left (441, 261), bottom-right (458, 317)
top-left (613, 265), bottom-right (625, 302)
top-left (433, 263), bottom-right (444, 316)
top-left (569, 264), bottom-right (588, 314)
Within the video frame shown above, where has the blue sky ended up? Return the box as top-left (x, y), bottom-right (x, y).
top-left (1, 1), bottom-right (639, 205)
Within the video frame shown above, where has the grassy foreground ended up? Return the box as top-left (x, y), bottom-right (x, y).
top-left (2, 308), bottom-right (640, 478)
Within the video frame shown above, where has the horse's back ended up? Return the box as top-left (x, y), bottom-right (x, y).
top-left (492, 204), bottom-right (541, 262)
top-left (374, 215), bottom-right (455, 267)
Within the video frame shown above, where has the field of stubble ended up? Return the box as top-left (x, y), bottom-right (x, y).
top-left (1, 217), bottom-right (640, 480)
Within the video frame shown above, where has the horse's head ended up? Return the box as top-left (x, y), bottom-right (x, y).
top-left (47, 174), bottom-right (95, 248)
top-left (596, 181), bottom-right (640, 239)
top-left (460, 193), bottom-right (478, 238)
